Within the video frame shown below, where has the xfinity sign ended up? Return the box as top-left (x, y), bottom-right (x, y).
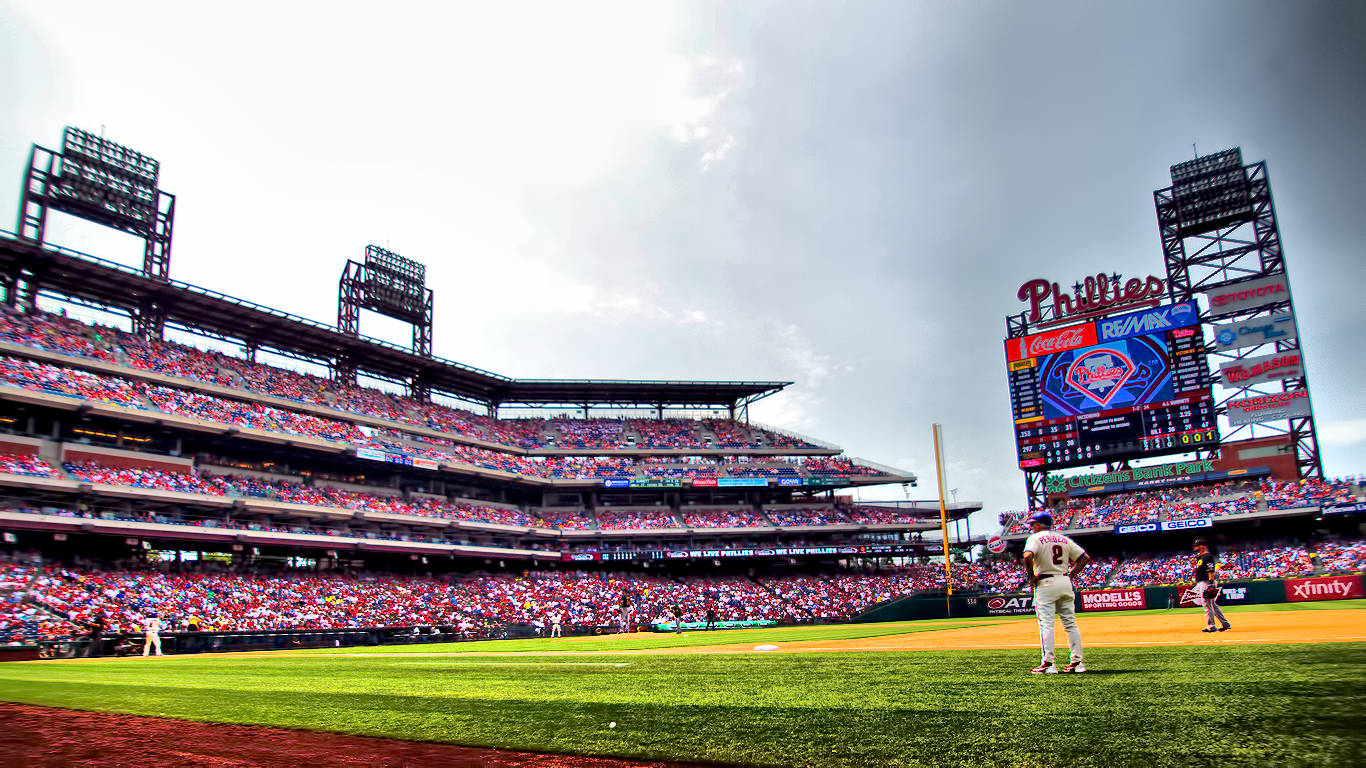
top-left (1098, 301), bottom-right (1199, 342)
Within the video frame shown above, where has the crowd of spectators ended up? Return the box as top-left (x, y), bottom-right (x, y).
top-left (1003, 477), bottom-right (1363, 536)
top-left (0, 454), bottom-right (58, 478)
top-left (594, 508), bottom-right (681, 531)
top-left (764, 507), bottom-right (849, 526)
top-left (0, 349), bottom-right (884, 481)
top-left (680, 507), bottom-right (766, 528)
top-left (2, 534), bottom-right (1362, 642)
top-left (0, 307), bottom-right (827, 455)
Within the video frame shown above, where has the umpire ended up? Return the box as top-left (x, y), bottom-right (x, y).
top-left (1192, 538), bottom-right (1232, 633)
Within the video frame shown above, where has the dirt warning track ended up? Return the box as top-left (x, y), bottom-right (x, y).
top-left (641, 607), bottom-right (1366, 655)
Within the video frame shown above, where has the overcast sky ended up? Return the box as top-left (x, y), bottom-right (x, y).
top-left (2, 1), bottom-right (1364, 535)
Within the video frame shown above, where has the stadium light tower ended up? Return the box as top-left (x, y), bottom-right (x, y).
top-left (14, 127), bottom-right (175, 338)
top-left (1154, 148), bottom-right (1321, 480)
top-left (337, 245), bottom-right (435, 398)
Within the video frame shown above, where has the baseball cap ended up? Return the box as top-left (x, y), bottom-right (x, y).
top-left (1192, 538), bottom-right (1208, 548)
top-left (1029, 511), bottom-right (1053, 526)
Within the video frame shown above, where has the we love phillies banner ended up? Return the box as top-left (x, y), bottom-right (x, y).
top-left (1283, 575), bottom-right (1364, 602)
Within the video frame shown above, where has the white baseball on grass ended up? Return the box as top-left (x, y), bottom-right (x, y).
top-left (609, 721), bottom-right (617, 728)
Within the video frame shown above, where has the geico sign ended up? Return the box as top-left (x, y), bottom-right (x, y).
top-left (1115, 522), bottom-right (1159, 535)
top-left (1162, 518), bottom-right (1212, 531)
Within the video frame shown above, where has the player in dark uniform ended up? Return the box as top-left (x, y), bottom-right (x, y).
top-left (1192, 538), bottom-right (1231, 633)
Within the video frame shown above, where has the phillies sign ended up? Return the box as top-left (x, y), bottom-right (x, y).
top-left (1017, 273), bottom-right (1166, 325)
top-left (1219, 352), bottom-right (1303, 388)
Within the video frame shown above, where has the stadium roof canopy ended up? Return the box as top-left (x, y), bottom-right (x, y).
top-left (0, 233), bottom-right (790, 410)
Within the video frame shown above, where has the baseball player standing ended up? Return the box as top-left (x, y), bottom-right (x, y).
top-left (1191, 538), bottom-right (1232, 633)
top-left (141, 612), bottom-right (164, 657)
top-left (1022, 511), bottom-right (1090, 674)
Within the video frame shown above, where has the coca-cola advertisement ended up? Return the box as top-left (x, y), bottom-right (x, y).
top-left (1005, 323), bottom-right (1097, 362)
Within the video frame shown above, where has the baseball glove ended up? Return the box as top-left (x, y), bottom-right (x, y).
top-left (1203, 585), bottom-right (1220, 599)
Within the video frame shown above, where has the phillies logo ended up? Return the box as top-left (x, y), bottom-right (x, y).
top-left (1018, 273), bottom-right (1165, 324)
top-left (1065, 349), bottom-right (1133, 406)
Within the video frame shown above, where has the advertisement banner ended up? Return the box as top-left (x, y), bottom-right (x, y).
top-left (985, 594), bottom-right (1036, 616)
top-left (651, 619), bottom-right (776, 632)
top-left (411, 457), bottom-right (439, 471)
top-left (718, 477), bottom-right (768, 487)
top-left (1226, 390), bottom-right (1312, 426)
top-left (690, 478), bottom-right (718, 487)
top-left (355, 448), bottom-right (387, 462)
top-left (602, 479), bottom-right (630, 488)
top-left (1176, 582), bottom-right (1254, 608)
top-left (1211, 313), bottom-right (1297, 352)
top-left (777, 477), bottom-right (803, 486)
top-left (1114, 518), bottom-right (1211, 535)
top-left (1219, 352), bottom-right (1303, 389)
top-left (1097, 301), bottom-right (1199, 342)
top-left (1080, 588), bottom-right (1146, 611)
top-left (1005, 323), bottom-right (1098, 363)
top-left (1325, 502), bottom-right (1366, 516)
top-left (629, 478), bottom-right (682, 488)
top-left (1204, 275), bottom-right (1290, 318)
top-left (1284, 575), bottom-right (1365, 602)
top-left (1047, 460), bottom-right (1217, 493)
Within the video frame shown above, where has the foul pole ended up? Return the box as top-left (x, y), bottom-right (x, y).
top-left (933, 423), bottom-right (952, 617)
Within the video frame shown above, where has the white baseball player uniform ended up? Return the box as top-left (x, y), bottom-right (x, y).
top-left (1023, 529), bottom-right (1086, 665)
top-left (142, 616), bottom-right (163, 656)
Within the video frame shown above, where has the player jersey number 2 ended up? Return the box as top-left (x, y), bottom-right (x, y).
top-left (1051, 545), bottom-right (1064, 566)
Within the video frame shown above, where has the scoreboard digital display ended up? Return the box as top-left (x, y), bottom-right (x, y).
top-left (1006, 301), bottom-right (1217, 470)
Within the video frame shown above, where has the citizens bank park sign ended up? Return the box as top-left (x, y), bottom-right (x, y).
top-left (1045, 459), bottom-right (1217, 493)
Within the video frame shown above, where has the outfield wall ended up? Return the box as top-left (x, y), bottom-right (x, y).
top-left (856, 573), bottom-right (1364, 622)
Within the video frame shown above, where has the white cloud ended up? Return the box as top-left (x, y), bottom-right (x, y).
top-left (1318, 418), bottom-right (1366, 447)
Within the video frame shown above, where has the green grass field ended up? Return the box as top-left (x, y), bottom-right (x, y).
top-left (1, 607), bottom-right (1363, 767)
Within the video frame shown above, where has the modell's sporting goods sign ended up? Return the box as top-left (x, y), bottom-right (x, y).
top-left (1203, 275), bottom-right (1290, 318)
top-left (1210, 313), bottom-right (1297, 352)
top-left (1218, 352), bottom-right (1303, 388)
top-left (1226, 390), bottom-right (1311, 426)
top-left (1079, 588), bottom-right (1146, 611)
top-left (1283, 575), bottom-right (1364, 602)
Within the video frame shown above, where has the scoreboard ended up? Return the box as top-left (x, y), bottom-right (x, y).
top-left (1006, 301), bottom-right (1217, 470)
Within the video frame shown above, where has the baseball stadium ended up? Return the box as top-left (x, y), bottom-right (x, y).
top-left (0, 119), bottom-right (1359, 768)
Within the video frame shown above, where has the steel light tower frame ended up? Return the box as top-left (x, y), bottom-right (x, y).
top-left (14, 127), bottom-right (175, 337)
top-left (337, 245), bottom-right (434, 398)
top-left (1154, 148), bottom-right (1321, 480)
